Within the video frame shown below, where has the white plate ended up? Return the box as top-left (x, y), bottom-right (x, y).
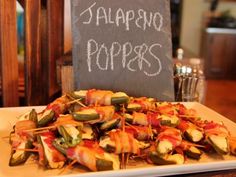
top-left (0, 103), bottom-right (236, 177)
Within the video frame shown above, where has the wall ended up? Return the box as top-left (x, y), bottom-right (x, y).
top-left (180, 0), bottom-right (236, 57)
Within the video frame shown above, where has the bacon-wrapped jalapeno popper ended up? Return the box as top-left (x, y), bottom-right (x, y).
top-left (69, 89), bottom-right (129, 106)
top-left (7, 89), bottom-right (236, 173)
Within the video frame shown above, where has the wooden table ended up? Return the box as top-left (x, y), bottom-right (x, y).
top-left (174, 169), bottom-right (236, 177)
top-left (205, 80), bottom-right (236, 123)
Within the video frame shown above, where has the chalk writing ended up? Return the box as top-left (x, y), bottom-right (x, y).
top-left (87, 39), bottom-right (162, 77)
top-left (80, 2), bottom-right (96, 24)
top-left (72, 0), bottom-right (174, 101)
top-left (79, 2), bottom-right (163, 32)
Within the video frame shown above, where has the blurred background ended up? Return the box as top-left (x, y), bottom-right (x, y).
top-left (1, 0), bottom-right (236, 121)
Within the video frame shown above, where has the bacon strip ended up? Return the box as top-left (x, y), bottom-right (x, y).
top-left (132, 97), bottom-right (155, 112)
top-left (177, 120), bottom-right (189, 132)
top-left (157, 127), bottom-right (182, 148)
top-left (147, 112), bottom-right (160, 127)
top-left (67, 141), bottom-right (108, 172)
top-left (38, 132), bottom-right (66, 167)
top-left (86, 89), bottom-right (113, 106)
top-left (95, 106), bottom-right (115, 122)
top-left (46, 95), bottom-right (70, 117)
top-left (125, 126), bottom-right (150, 141)
top-left (68, 146), bottom-right (97, 171)
top-left (109, 130), bottom-right (139, 154)
top-left (204, 121), bottom-right (229, 137)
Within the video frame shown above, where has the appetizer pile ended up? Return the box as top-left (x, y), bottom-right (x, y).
top-left (8, 89), bottom-right (236, 173)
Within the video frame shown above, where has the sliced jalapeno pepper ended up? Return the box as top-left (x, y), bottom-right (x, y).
top-left (124, 113), bottom-right (133, 123)
top-left (110, 92), bottom-right (129, 105)
top-left (52, 137), bottom-right (68, 155)
top-left (126, 103), bottom-right (142, 112)
top-left (37, 133), bottom-right (65, 169)
top-left (100, 119), bottom-right (120, 131)
top-left (53, 139), bottom-right (119, 171)
top-left (9, 140), bottom-right (33, 166)
top-left (96, 158), bottom-right (113, 171)
top-left (159, 115), bottom-right (179, 127)
top-left (69, 90), bottom-right (129, 105)
top-left (29, 109), bottom-right (38, 124)
top-left (68, 90), bottom-right (87, 101)
top-left (81, 124), bottom-right (96, 140)
top-left (58, 125), bottom-right (82, 147)
top-left (149, 151), bottom-right (184, 165)
top-left (185, 146), bottom-right (202, 160)
top-left (72, 109), bottom-right (99, 121)
top-left (99, 136), bottom-right (116, 153)
top-left (208, 135), bottom-right (229, 154)
top-left (37, 109), bottom-right (55, 127)
top-left (184, 128), bottom-right (203, 143)
top-left (156, 140), bottom-right (174, 155)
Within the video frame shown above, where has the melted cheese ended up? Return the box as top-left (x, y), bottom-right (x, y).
top-left (82, 125), bottom-right (94, 140)
top-left (210, 135), bottom-right (228, 152)
top-left (41, 136), bottom-right (64, 169)
top-left (157, 140), bottom-right (173, 154)
top-left (167, 154), bottom-right (184, 164)
top-left (99, 137), bottom-right (115, 148)
top-left (74, 90), bottom-right (87, 97)
top-left (133, 112), bottom-right (148, 126)
top-left (138, 141), bottom-right (150, 149)
top-left (64, 125), bottom-right (80, 139)
top-left (12, 142), bottom-right (26, 159)
top-left (161, 115), bottom-right (179, 124)
top-left (156, 102), bottom-right (169, 107)
top-left (127, 103), bottom-right (141, 109)
top-left (104, 153), bottom-right (120, 170)
top-left (38, 109), bottom-right (52, 121)
top-left (112, 92), bottom-right (128, 98)
top-left (124, 113), bottom-right (133, 119)
top-left (77, 109), bottom-right (97, 115)
top-left (186, 128), bottom-right (203, 142)
top-left (189, 146), bottom-right (201, 154)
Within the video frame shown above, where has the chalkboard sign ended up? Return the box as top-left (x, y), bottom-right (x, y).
top-left (71, 0), bottom-right (174, 101)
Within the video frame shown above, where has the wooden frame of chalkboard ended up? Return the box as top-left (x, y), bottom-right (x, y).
top-left (71, 0), bottom-right (174, 101)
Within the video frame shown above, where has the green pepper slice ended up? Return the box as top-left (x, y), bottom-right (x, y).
top-left (9, 141), bottom-right (33, 166)
top-left (72, 109), bottom-right (100, 121)
top-left (37, 109), bottom-right (55, 127)
top-left (149, 151), bottom-right (184, 165)
top-left (58, 125), bottom-right (82, 147)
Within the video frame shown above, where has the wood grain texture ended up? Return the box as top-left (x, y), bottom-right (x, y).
top-left (61, 65), bottom-right (74, 94)
top-left (0, 0), bottom-right (19, 106)
top-left (47, 0), bottom-right (64, 98)
top-left (64, 0), bottom-right (72, 53)
top-left (202, 32), bottom-right (236, 79)
top-left (205, 80), bottom-right (236, 123)
top-left (24, 0), bottom-right (64, 105)
top-left (24, 0), bottom-right (48, 105)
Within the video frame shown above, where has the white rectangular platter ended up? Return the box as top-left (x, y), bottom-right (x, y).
top-left (0, 102), bottom-right (236, 177)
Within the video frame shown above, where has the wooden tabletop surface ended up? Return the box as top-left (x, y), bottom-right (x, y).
top-left (174, 169), bottom-right (236, 177)
top-left (205, 80), bottom-right (236, 123)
